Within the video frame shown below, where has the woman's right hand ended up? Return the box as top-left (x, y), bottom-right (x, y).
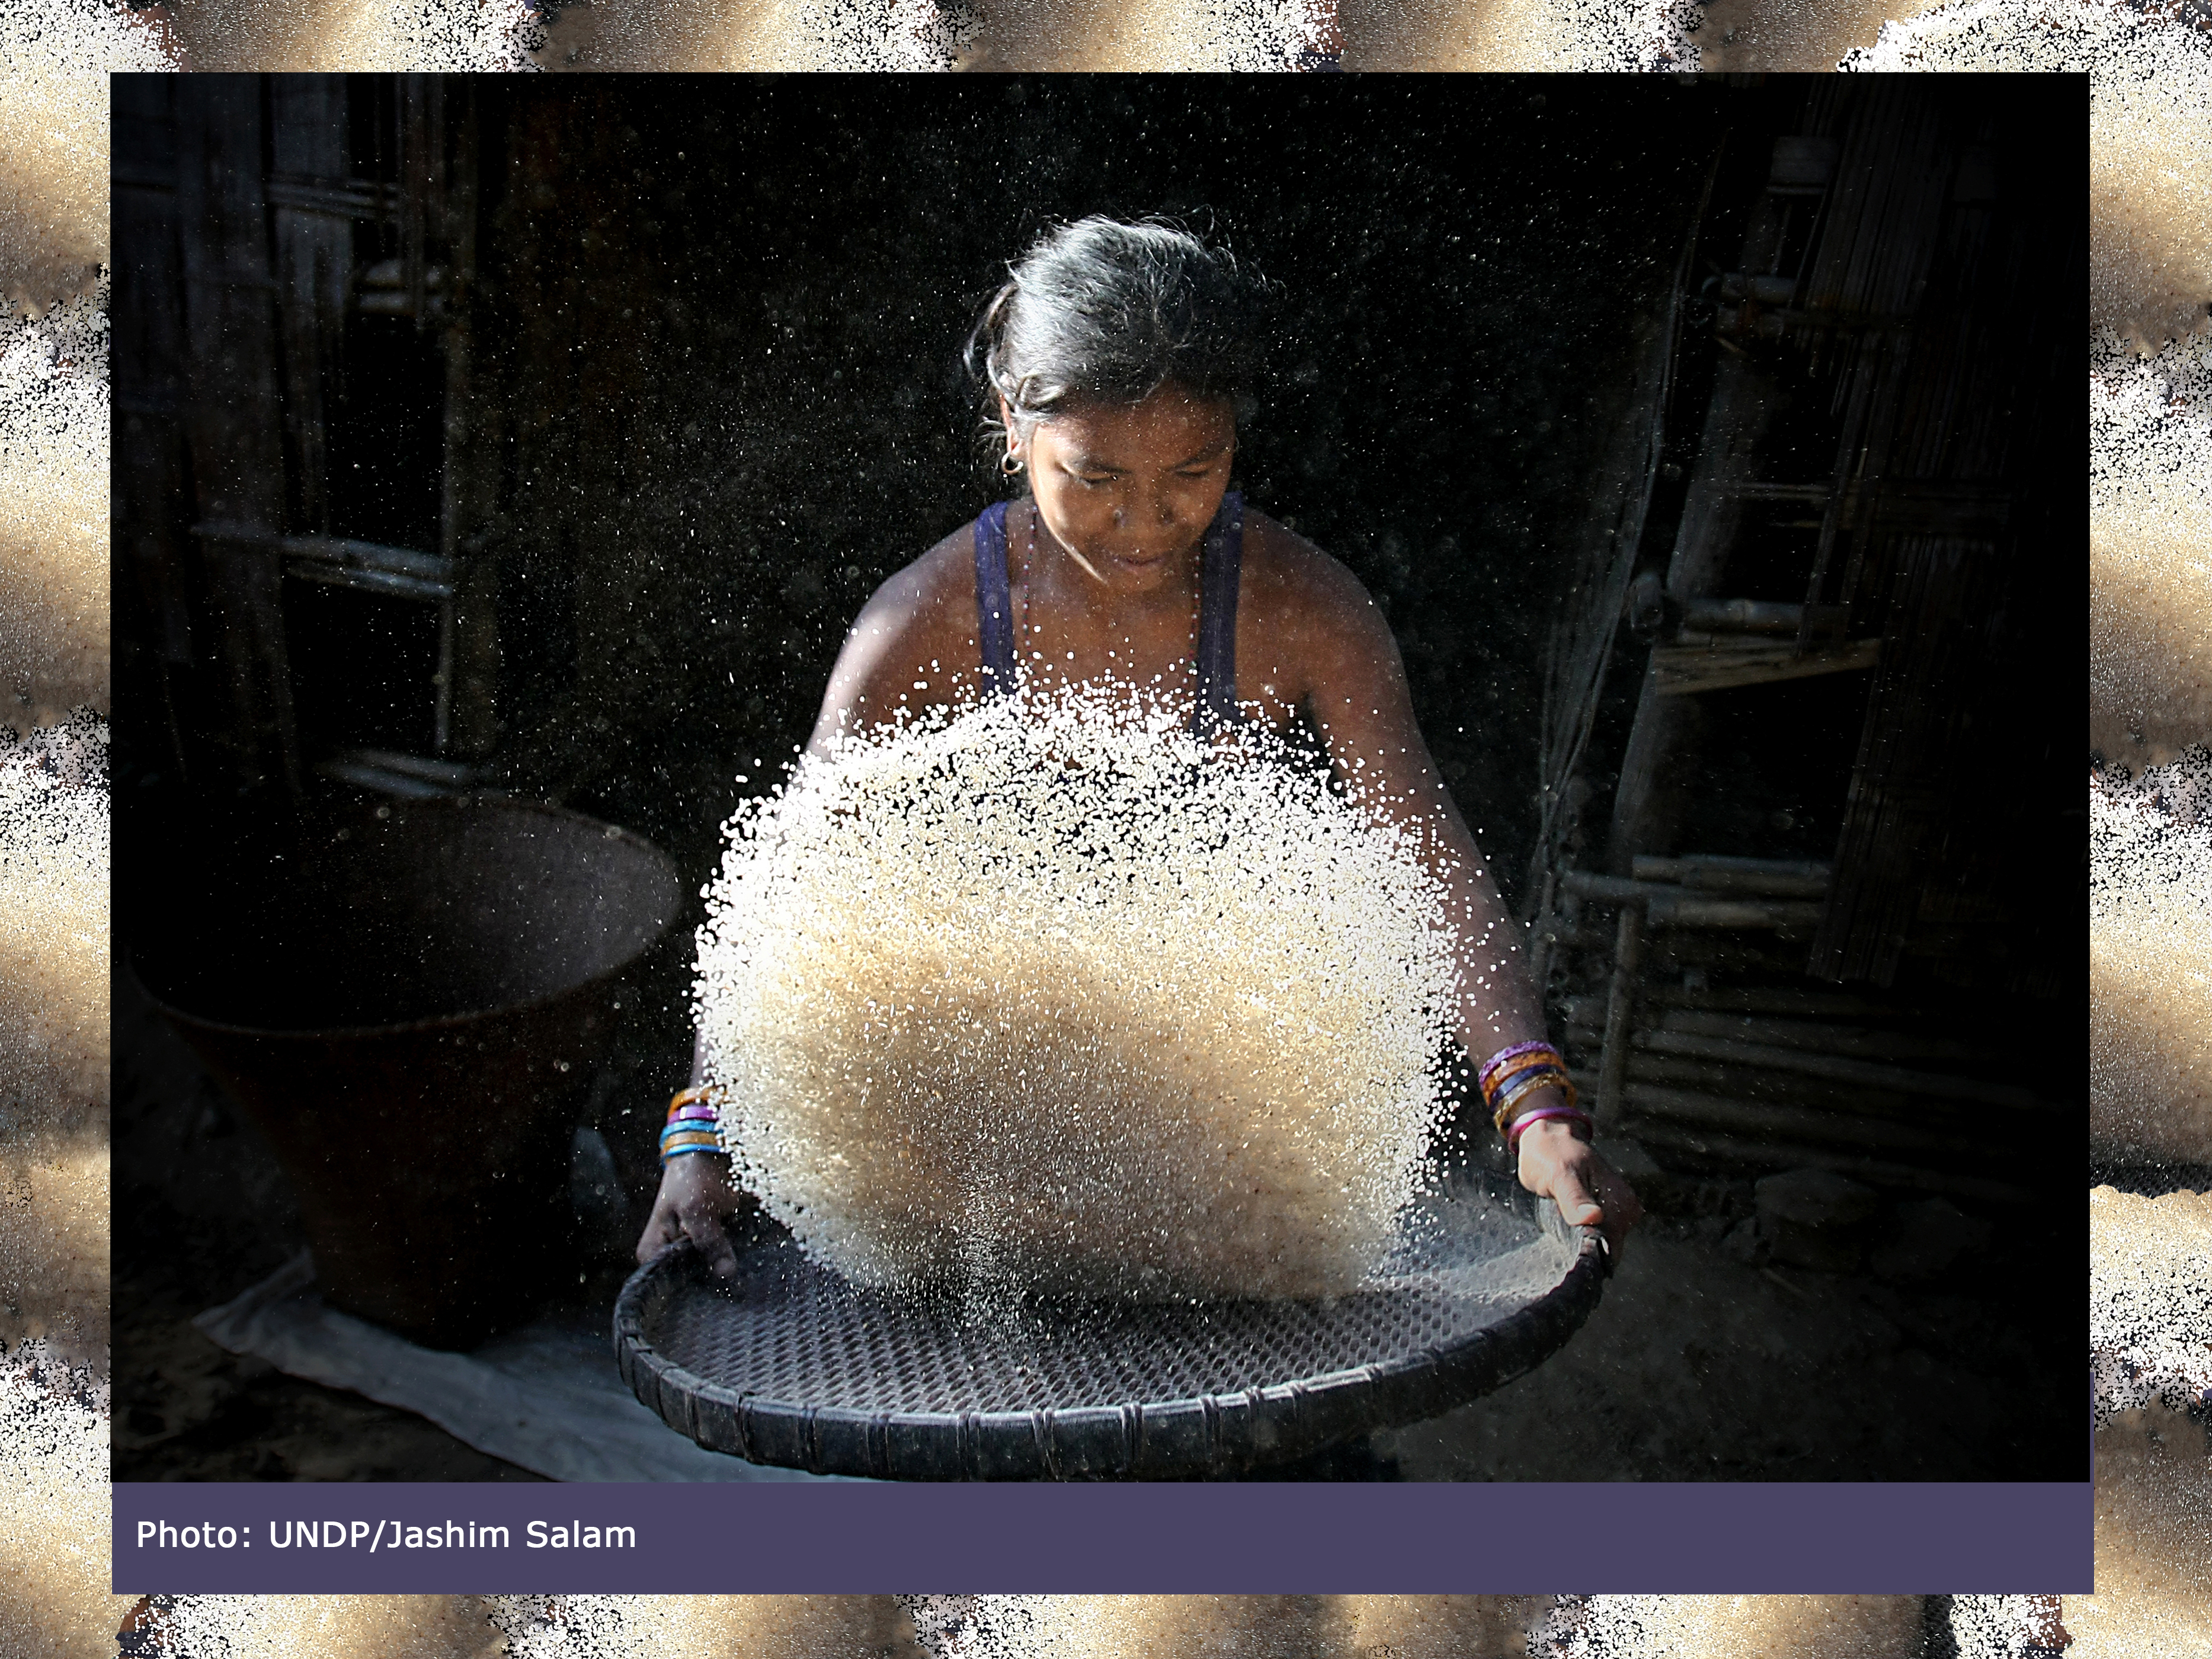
top-left (636, 1151), bottom-right (751, 1279)
top-left (1515, 1116), bottom-right (1643, 1261)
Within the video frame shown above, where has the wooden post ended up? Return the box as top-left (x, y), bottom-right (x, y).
top-left (1604, 195), bottom-right (1790, 877)
top-left (1525, 869), bottom-right (1559, 999)
top-left (113, 79), bottom-right (197, 783)
top-left (1596, 904), bottom-right (1643, 1129)
top-left (178, 78), bottom-right (301, 802)
top-left (267, 77), bottom-right (352, 540)
top-left (441, 87), bottom-right (502, 764)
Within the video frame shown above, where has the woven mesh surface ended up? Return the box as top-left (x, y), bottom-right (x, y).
top-left (616, 1173), bottom-right (1604, 1478)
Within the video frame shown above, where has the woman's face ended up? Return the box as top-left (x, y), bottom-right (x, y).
top-left (1007, 383), bottom-right (1235, 598)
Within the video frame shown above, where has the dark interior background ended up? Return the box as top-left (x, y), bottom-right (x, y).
top-left (108, 76), bottom-right (2087, 1484)
top-left (116, 75), bottom-right (1758, 909)
top-left (113, 74), bottom-right (1771, 1184)
top-left (465, 75), bottom-right (1740, 892)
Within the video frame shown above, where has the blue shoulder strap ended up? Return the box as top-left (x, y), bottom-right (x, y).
top-left (1193, 490), bottom-right (1244, 738)
top-left (977, 492), bottom-right (1242, 728)
top-left (973, 500), bottom-right (1017, 697)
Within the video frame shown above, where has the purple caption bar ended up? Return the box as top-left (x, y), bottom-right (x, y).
top-left (113, 1482), bottom-right (2092, 1595)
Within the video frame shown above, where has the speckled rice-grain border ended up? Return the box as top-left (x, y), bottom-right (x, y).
top-left (2, 5), bottom-right (2205, 1654)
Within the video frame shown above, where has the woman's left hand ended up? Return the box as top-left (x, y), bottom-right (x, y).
top-left (1515, 1117), bottom-right (1644, 1260)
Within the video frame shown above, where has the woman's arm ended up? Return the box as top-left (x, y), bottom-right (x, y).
top-left (1282, 549), bottom-right (1642, 1249)
top-left (640, 535), bottom-right (978, 1276)
top-left (633, 1027), bottom-right (750, 1276)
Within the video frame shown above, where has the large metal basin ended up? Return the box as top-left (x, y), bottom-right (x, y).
top-left (136, 797), bottom-right (683, 1349)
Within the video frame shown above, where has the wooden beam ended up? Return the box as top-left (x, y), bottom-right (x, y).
top-left (1557, 870), bottom-right (1825, 928)
top-left (1622, 1081), bottom-right (1981, 1158)
top-left (1647, 894), bottom-right (1827, 930)
top-left (1641, 982), bottom-right (1907, 1021)
top-left (1641, 932), bottom-right (1816, 977)
top-left (1632, 1028), bottom-right (2065, 1113)
top-left (1623, 1051), bottom-right (1919, 1121)
top-left (1619, 1115), bottom-right (2041, 1207)
top-left (1651, 636), bottom-right (1881, 696)
top-left (1561, 870), bottom-right (1673, 905)
top-left (1652, 1008), bottom-right (2002, 1068)
top-left (1631, 854), bottom-right (1832, 898)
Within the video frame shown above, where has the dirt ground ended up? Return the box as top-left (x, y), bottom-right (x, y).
top-left (1381, 1209), bottom-right (2075, 1481)
top-left (113, 971), bottom-right (2076, 1484)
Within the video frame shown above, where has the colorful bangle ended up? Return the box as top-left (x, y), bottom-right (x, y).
top-left (1499, 1063), bottom-right (1576, 1106)
top-left (661, 1142), bottom-right (726, 1163)
top-left (667, 1104), bottom-right (720, 1126)
top-left (1495, 1070), bottom-right (1583, 1141)
top-left (1478, 1042), bottom-right (1568, 1109)
top-left (1490, 1066), bottom-right (1576, 1132)
top-left (660, 1124), bottom-right (724, 1146)
top-left (669, 1085), bottom-right (724, 1114)
top-left (1476, 1040), bottom-right (1558, 1094)
top-left (1482, 1051), bottom-right (1567, 1105)
top-left (1506, 1104), bottom-right (1593, 1154)
top-left (660, 1129), bottom-right (724, 1151)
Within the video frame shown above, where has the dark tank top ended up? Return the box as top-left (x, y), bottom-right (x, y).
top-left (974, 492), bottom-right (1246, 738)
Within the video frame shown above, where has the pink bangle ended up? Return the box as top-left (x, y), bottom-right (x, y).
top-left (1507, 1104), bottom-right (1593, 1154)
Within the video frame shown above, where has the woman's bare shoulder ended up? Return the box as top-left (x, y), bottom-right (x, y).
top-left (1240, 505), bottom-right (1394, 648)
top-left (835, 520), bottom-right (991, 681)
top-left (810, 518), bottom-right (987, 750)
top-left (1237, 508), bottom-right (1421, 735)
top-left (862, 520), bottom-right (981, 630)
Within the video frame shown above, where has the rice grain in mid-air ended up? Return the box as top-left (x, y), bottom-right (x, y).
top-left (2091, 751), bottom-right (2212, 1165)
top-left (693, 683), bottom-right (1463, 1302)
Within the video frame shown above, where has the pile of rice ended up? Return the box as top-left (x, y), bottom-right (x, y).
top-left (936, 1594), bottom-right (1555, 1659)
top-left (2090, 750), bottom-right (2212, 1164)
top-left (1619, 1596), bottom-right (1928, 1659)
top-left (899, 1594), bottom-right (1928, 1658)
top-left (0, 714), bottom-right (108, 1373)
top-left (693, 683), bottom-right (1461, 1302)
top-left (158, 1594), bottom-right (927, 1659)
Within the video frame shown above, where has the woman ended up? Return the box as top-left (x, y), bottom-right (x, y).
top-left (640, 215), bottom-right (1640, 1277)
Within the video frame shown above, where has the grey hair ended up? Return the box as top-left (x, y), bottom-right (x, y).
top-left (966, 215), bottom-right (1270, 462)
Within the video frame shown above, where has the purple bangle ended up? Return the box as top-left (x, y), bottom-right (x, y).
top-left (1477, 1040), bottom-right (1558, 1091)
top-left (667, 1106), bottom-right (720, 1126)
top-left (1507, 1104), bottom-right (1593, 1152)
